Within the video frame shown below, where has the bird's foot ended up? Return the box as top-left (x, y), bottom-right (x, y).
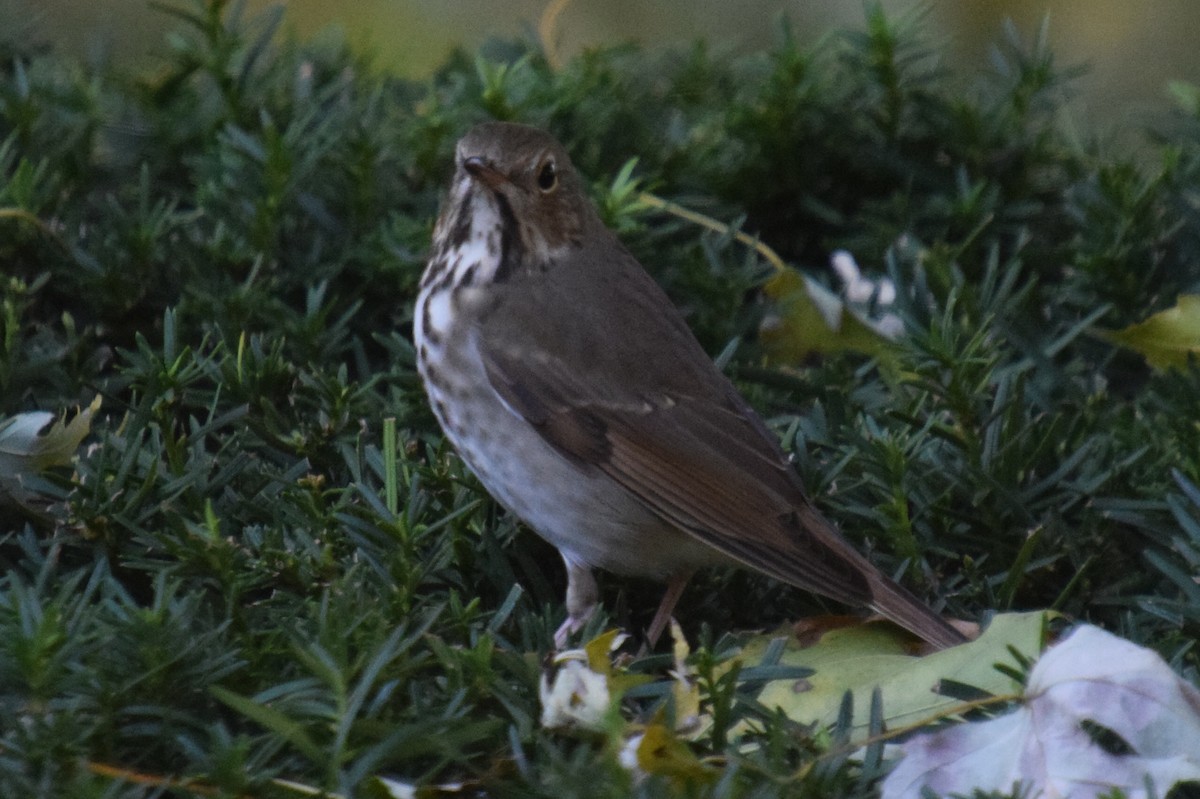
top-left (553, 614), bottom-right (585, 650)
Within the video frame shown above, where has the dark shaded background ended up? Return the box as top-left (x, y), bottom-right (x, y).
top-left (10, 0), bottom-right (1200, 141)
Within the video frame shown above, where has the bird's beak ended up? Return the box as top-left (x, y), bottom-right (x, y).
top-left (462, 156), bottom-right (509, 190)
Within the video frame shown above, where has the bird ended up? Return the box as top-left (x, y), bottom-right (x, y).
top-left (413, 121), bottom-right (965, 650)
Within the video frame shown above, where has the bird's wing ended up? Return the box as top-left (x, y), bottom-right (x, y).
top-left (473, 244), bottom-right (965, 648)
top-left (475, 248), bottom-right (874, 607)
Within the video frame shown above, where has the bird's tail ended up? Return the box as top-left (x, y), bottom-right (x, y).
top-left (867, 573), bottom-right (966, 649)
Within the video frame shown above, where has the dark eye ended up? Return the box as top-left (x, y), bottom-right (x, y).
top-left (536, 160), bottom-right (557, 192)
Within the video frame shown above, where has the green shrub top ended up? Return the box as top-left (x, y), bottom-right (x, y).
top-left (2, 2), bottom-right (1199, 796)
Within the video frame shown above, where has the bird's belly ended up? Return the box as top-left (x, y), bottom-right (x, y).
top-left (416, 314), bottom-right (723, 579)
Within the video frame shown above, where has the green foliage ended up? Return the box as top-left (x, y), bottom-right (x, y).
top-left (2, 1), bottom-right (1199, 795)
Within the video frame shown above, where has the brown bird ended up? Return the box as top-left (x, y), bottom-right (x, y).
top-left (414, 121), bottom-right (964, 650)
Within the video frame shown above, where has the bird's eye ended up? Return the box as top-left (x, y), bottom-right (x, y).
top-left (536, 160), bottom-right (557, 192)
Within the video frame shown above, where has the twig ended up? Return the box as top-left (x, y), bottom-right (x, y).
top-left (636, 192), bottom-right (788, 273)
top-left (538, 0), bottom-right (572, 71)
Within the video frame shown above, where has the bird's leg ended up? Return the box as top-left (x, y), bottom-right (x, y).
top-left (645, 571), bottom-right (693, 648)
top-left (554, 554), bottom-right (599, 649)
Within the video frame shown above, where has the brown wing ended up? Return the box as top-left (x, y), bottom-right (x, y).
top-left (485, 358), bottom-right (873, 603)
top-left (475, 240), bottom-right (964, 647)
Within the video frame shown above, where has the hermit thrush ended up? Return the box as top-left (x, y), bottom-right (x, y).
top-left (415, 121), bottom-right (965, 650)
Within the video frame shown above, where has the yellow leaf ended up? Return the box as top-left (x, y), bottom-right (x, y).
top-left (1103, 294), bottom-right (1200, 370)
top-left (760, 268), bottom-right (898, 364)
top-left (584, 629), bottom-right (625, 676)
top-left (635, 723), bottom-right (717, 783)
top-left (0, 395), bottom-right (101, 470)
top-left (734, 612), bottom-right (1048, 742)
top-left (0, 396), bottom-right (102, 506)
top-left (668, 620), bottom-right (702, 733)
top-left (579, 628), bottom-right (654, 695)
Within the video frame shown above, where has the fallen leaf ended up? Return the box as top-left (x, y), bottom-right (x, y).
top-left (630, 723), bottom-right (717, 784)
top-left (668, 620), bottom-right (702, 734)
top-left (883, 624), bottom-right (1200, 799)
top-left (759, 267), bottom-right (900, 364)
top-left (540, 630), bottom-right (651, 731)
top-left (539, 658), bottom-right (612, 731)
top-left (0, 396), bottom-right (101, 507)
top-left (740, 611), bottom-right (1046, 739)
top-left (1103, 294), bottom-right (1200, 370)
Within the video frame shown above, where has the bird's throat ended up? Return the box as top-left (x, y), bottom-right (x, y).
top-left (437, 184), bottom-right (507, 289)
